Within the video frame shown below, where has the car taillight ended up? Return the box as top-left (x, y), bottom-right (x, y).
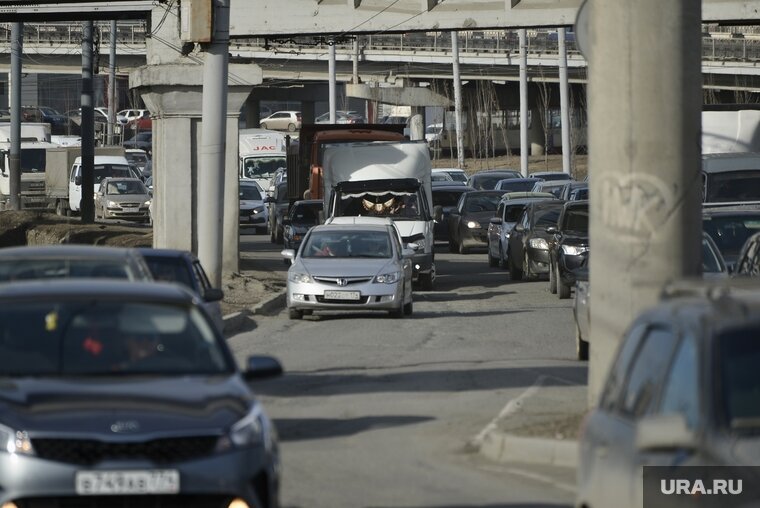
top-left (297, 114), bottom-right (302, 121)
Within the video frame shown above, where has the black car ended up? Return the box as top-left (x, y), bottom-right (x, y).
top-left (431, 184), bottom-right (473, 242)
top-left (702, 207), bottom-right (760, 270)
top-left (547, 200), bottom-right (589, 298)
top-left (507, 200), bottom-right (565, 280)
top-left (282, 199), bottom-right (322, 255)
top-left (558, 181), bottom-right (588, 201)
top-left (466, 170), bottom-right (521, 190)
top-left (122, 131), bottom-right (153, 152)
top-left (447, 190), bottom-right (504, 254)
top-left (266, 181), bottom-right (290, 244)
top-left (0, 279), bottom-right (282, 508)
top-left (734, 231), bottom-right (760, 276)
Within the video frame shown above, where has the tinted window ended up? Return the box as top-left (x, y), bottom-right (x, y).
top-left (718, 326), bottom-right (760, 430)
top-left (620, 328), bottom-right (678, 418)
top-left (276, 183), bottom-right (289, 203)
top-left (659, 335), bottom-right (700, 428)
top-left (464, 194), bottom-right (501, 213)
top-left (0, 301), bottom-right (230, 376)
top-left (534, 206), bottom-right (562, 228)
top-left (240, 185), bottom-right (262, 200)
top-left (500, 180), bottom-right (537, 192)
top-left (94, 165), bottom-right (133, 185)
top-left (290, 203), bottom-right (320, 224)
top-left (702, 236), bottom-right (723, 273)
top-left (20, 149), bottom-right (46, 174)
top-left (706, 170), bottom-right (760, 203)
top-left (504, 204), bottom-right (526, 222)
top-left (143, 256), bottom-right (195, 290)
top-left (703, 215), bottom-right (760, 258)
top-left (600, 323), bottom-right (647, 410)
top-left (562, 206), bottom-right (589, 233)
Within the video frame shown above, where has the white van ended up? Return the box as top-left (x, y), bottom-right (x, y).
top-left (69, 155), bottom-right (135, 213)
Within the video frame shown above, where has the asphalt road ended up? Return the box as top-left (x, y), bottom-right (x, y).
top-left (231, 235), bottom-right (584, 508)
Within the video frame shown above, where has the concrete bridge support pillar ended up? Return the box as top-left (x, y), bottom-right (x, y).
top-left (130, 64), bottom-right (262, 274)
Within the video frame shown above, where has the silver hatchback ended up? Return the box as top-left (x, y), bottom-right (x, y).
top-left (281, 218), bottom-right (414, 319)
top-left (95, 177), bottom-right (152, 222)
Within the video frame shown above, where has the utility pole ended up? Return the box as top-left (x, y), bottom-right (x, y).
top-left (329, 37), bottom-right (337, 123)
top-left (451, 31), bottom-right (465, 169)
top-left (558, 27), bottom-right (571, 175)
top-left (9, 23), bottom-right (22, 211)
top-left (587, 0), bottom-right (703, 402)
top-left (198, 0), bottom-right (230, 288)
top-left (108, 20), bottom-right (117, 146)
top-left (519, 29), bottom-right (529, 177)
top-left (80, 20), bottom-right (95, 224)
top-left (352, 37), bottom-right (359, 84)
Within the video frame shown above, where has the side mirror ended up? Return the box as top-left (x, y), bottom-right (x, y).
top-left (243, 355), bottom-right (283, 381)
top-left (513, 224), bottom-right (525, 233)
top-left (75, 175), bottom-right (82, 186)
top-left (433, 205), bottom-right (443, 222)
top-left (203, 287), bottom-right (224, 302)
top-left (490, 217), bottom-right (503, 225)
top-left (281, 249), bottom-right (296, 260)
top-left (636, 414), bottom-right (697, 452)
top-left (546, 226), bottom-right (558, 235)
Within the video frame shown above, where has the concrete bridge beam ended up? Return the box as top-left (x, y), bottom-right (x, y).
top-left (346, 83), bottom-right (453, 108)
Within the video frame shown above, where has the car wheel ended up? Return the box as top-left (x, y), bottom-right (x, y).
top-left (403, 299), bottom-right (413, 316)
top-left (557, 263), bottom-right (571, 299)
top-left (56, 199), bottom-right (69, 217)
top-left (508, 250), bottom-right (523, 281)
top-left (260, 122), bottom-right (268, 129)
top-left (287, 123), bottom-right (296, 132)
top-left (576, 325), bottom-right (589, 361)
top-left (549, 260), bottom-right (557, 294)
top-left (288, 308), bottom-right (303, 320)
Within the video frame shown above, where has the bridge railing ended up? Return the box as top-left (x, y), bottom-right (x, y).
top-left (2, 22), bottom-right (760, 63)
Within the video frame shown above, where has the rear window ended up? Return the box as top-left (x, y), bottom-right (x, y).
top-left (703, 215), bottom-right (760, 258)
top-left (534, 206), bottom-right (562, 228)
top-left (718, 326), bottom-right (760, 431)
top-left (433, 190), bottom-right (466, 208)
top-left (705, 170), bottom-right (760, 203)
top-left (0, 259), bottom-right (133, 281)
top-left (143, 256), bottom-right (195, 291)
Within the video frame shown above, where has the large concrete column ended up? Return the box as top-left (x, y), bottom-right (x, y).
top-left (519, 29), bottom-right (529, 177)
top-left (131, 64), bottom-right (261, 273)
top-left (557, 27), bottom-right (571, 175)
top-left (587, 0), bottom-right (702, 402)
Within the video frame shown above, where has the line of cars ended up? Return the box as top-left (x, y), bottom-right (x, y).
top-left (0, 243), bottom-right (283, 508)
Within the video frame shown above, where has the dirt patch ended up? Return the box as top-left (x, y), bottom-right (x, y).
top-left (432, 153), bottom-right (589, 180)
top-left (507, 412), bottom-right (587, 441)
top-left (220, 268), bottom-right (287, 316)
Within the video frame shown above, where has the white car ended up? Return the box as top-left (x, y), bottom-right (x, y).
top-left (281, 217), bottom-right (414, 319)
top-left (432, 167), bottom-right (468, 184)
top-left (260, 111), bottom-right (302, 132)
top-left (239, 179), bottom-right (269, 232)
top-left (117, 108), bottom-right (150, 126)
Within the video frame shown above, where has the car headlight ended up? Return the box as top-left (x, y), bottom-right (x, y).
top-left (107, 200), bottom-right (118, 208)
top-left (143, 200), bottom-right (151, 207)
top-left (253, 206), bottom-right (264, 214)
top-left (0, 423), bottom-right (34, 456)
top-left (529, 238), bottom-right (549, 249)
top-left (561, 245), bottom-right (588, 256)
top-left (375, 271), bottom-right (400, 284)
top-left (288, 272), bottom-right (313, 284)
top-left (215, 403), bottom-right (275, 453)
top-left (466, 221), bottom-right (482, 229)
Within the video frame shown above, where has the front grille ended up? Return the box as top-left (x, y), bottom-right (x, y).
top-left (119, 202), bottom-right (141, 208)
top-left (32, 436), bottom-right (219, 466)
top-left (312, 276), bottom-right (373, 285)
top-left (18, 495), bottom-right (233, 508)
top-left (315, 295), bottom-right (370, 304)
top-left (239, 209), bottom-right (253, 217)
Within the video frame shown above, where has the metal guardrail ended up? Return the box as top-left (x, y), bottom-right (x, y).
top-left (1, 23), bottom-right (760, 63)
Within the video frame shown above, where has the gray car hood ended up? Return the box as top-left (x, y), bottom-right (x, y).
top-left (0, 376), bottom-right (253, 438)
top-left (297, 257), bottom-right (395, 278)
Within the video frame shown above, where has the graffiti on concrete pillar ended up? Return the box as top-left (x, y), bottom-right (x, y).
top-left (598, 173), bottom-right (675, 243)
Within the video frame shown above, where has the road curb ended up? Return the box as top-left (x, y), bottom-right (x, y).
top-left (222, 291), bottom-right (287, 336)
top-left (478, 430), bottom-right (578, 468)
top-left (252, 291), bottom-right (287, 316)
top-left (222, 309), bottom-right (252, 336)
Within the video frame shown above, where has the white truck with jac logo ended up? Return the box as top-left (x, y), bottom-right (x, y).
top-left (239, 128), bottom-right (287, 194)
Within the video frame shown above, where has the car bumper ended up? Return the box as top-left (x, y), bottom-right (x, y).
top-left (559, 253), bottom-right (588, 285)
top-left (287, 279), bottom-right (404, 312)
top-left (409, 252), bottom-right (433, 280)
top-left (104, 209), bottom-right (150, 220)
top-left (0, 446), bottom-right (278, 508)
top-left (526, 247), bottom-right (551, 274)
top-left (239, 210), bottom-right (268, 225)
top-left (460, 229), bottom-right (489, 249)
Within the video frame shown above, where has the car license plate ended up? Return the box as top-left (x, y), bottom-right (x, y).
top-left (323, 290), bottom-right (360, 301)
top-left (75, 470), bottom-right (180, 495)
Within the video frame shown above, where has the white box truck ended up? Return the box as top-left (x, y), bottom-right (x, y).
top-left (321, 140), bottom-right (436, 289)
top-left (0, 122), bottom-right (59, 210)
top-left (239, 128), bottom-right (287, 194)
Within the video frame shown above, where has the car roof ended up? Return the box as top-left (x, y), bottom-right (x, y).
top-left (532, 171), bottom-right (571, 177)
top-left (563, 199), bottom-right (589, 209)
top-left (0, 244), bottom-right (140, 259)
top-left (432, 167), bottom-right (465, 173)
top-left (432, 184), bottom-right (474, 191)
top-left (465, 190), bottom-right (507, 196)
top-left (471, 170), bottom-right (520, 177)
top-left (293, 199), bottom-right (323, 207)
top-left (325, 216), bottom-right (393, 227)
top-left (501, 191), bottom-right (557, 200)
top-left (136, 247), bottom-right (194, 260)
top-left (0, 279), bottom-right (195, 305)
top-left (500, 197), bottom-right (559, 206)
top-left (702, 207), bottom-right (760, 218)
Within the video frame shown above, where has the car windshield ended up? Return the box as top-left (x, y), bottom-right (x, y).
top-left (303, 230), bottom-right (393, 259)
top-left (0, 258), bottom-right (135, 281)
top-left (126, 152), bottom-right (148, 165)
top-left (705, 170), bottom-right (760, 203)
top-left (433, 190), bottom-right (466, 208)
top-left (703, 215), bottom-right (760, 258)
top-left (500, 180), bottom-right (536, 192)
top-left (504, 204), bottom-right (526, 222)
top-left (20, 149), bottom-right (46, 173)
top-left (472, 174), bottom-right (514, 190)
top-left (535, 206), bottom-right (562, 228)
top-left (291, 204), bottom-right (320, 224)
top-left (107, 180), bottom-right (147, 195)
top-left (142, 257), bottom-right (195, 290)
top-left (0, 301), bottom-right (230, 377)
top-left (465, 194), bottom-right (501, 213)
top-left (242, 156), bottom-right (286, 179)
top-left (718, 326), bottom-right (760, 431)
top-left (563, 207), bottom-right (589, 234)
top-left (94, 165), bottom-right (133, 184)
top-left (447, 172), bottom-right (468, 183)
top-left (338, 192), bottom-right (422, 220)
top-left (240, 185), bottom-right (262, 200)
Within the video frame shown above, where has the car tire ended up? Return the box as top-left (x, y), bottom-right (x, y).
top-left (403, 299), bottom-right (413, 316)
top-left (389, 305), bottom-right (404, 318)
top-left (56, 199), bottom-right (69, 217)
top-left (509, 250), bottom-right (523, 281)
top-left (488, 250), bottom-right (499, 267)
top-left (260, 123), bottom-right (268, 130)
top-left (419, 265), bottom-right (435, 291)
top-left (557, 263), bottom-right (571, 299)
top-left (288, 308), bottom-right (303, 320)
top-left (287, 123), bottom-right (296, 132)
top-left (549, 260), bottom-right (557, 294)
top-left (576, 325), bottom-right (589, 361)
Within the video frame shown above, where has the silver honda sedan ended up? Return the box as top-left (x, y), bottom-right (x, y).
top-left (281, 218), bottom-right (414, 319)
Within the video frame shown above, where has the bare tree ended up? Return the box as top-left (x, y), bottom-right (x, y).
top-left (534, 65), bottom-right (553, 169)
